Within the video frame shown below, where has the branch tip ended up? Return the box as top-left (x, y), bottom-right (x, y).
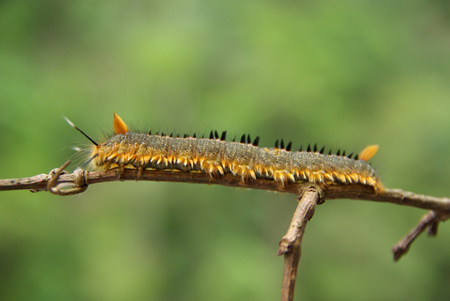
top-left (392, 210), bottom-right (449, 262)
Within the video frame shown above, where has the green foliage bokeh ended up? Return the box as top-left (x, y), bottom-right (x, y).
top-left (1, 1), bottom-right (449, 300)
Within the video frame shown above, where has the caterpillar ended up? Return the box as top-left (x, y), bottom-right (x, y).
top-left (66, 113), bottom-right (384, 192)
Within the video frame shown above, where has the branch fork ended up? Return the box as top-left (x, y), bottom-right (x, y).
top-left (279, 185), bottom-right (322, 301)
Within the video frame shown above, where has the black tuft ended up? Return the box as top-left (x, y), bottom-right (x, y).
top-left (274, 139), bottom-right (279, 148)
top-left (328, 149), bottom-right (332, 155)
top-left (319, 146), bottom-right (325, 154)
top-left (336, 149), bottom-right (341, 156)
top-left (209, 131), bottom-right (214, 139)
top-left (148, 131), bottom-right (152, 135)
top-left (155, 132), bottom-right (159, 135)
top-left (232, 136), bottom-right (236, 142)
top-left (342, 150), bottom-right (346, 156)
top-left (347, 152), bottom-right (354, 159)
top-left (240, 134), bottom-right (246, 143)
top-left (184, 134), bottom-right (187, 138)
top-left (221, 131), bottom-right (227, 141)
top-left (202, 135), bottom-right (205, 139)
top-left (354, 154), bottom-right (359, 160)
top-left (170, 133), bottom-right (173, 137)
top-left (253, 136), bottom-right (260, 146)
top-left (286, 141), bottom-right (292, 151)
top-left (247, 134), bottom-right (251, 144)
top-left (215, 130), bottom-right (219, 139)
top-left (193, 133), bottom-right (196, 138)
top-left (280, 139), bottom-right (285, 149)
top-left (314, 143), bottom-right (318, 152)
top-left (307, 144), bottom-right (311, 152)
top-left (299, 145), bottom-right (302, 151)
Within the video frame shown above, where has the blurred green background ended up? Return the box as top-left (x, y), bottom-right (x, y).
top-left (1, 0), bottom-right (449, 300)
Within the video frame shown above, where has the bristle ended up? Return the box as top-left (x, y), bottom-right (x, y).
top-left (83, 153), bottom-right (98, 167)
top-left (314, 144), bottom-right (318, 152)
top-left (209, 131), bottom-right (214, 139)
top-left (359, 145), bottom-right (379, 162)
top-left (347, 152), bottom-right (354, 159)
top-left (240, 134), bottom-right (246, 143)
top-left (286, 142), bottom-right (292, 151)
top-left (63, 116), bottom-right (76, 128)
top-left (336, 149), bottom-right (341, 156)
top-left (342, 150), bottom-right (346, 156)
top-left (253, 136), bottom-right (260, 146)
top-left (307, 144), bottom-right (311, 152)
top-left (184, 134), bottom-right (187, 138)
top-left (319, 146), bottom-right (325, 154)
top-left (193, 133), bottom-right (196, 138)
top-left (149, 130), bottom-right (152, 135)
top-left (170, 133), bottom-right (173, 137)
top-left (215, 130), bottom-right (219, 139)
top-left (274, 139), bottom-right (279, 148)
top-left (354, 154), bottom-right (359, 160)
top-left (280, 139), bottom-right (285, 149)
top-left (247, 134), bottom-right (251, 144)
top-left (64, 116), bottom-right (98, 146)
top-left (221, 131), bottom-right (227, 141)
top-left (328, 149), bottom-right (332, 155)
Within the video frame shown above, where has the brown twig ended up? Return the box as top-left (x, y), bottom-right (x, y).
top-left (1, 164), bottom-right (449, 212)
top-left (279, 185), bottom-right (321, 301)
top-left (1, 162), bottom-right (449, 300)
top-left (392, 210), bottom-right (450, 261)
top-left (46, 160), bottom-right (88, 195)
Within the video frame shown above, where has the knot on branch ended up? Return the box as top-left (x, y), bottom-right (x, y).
top-left (47, 160), bottom-right (89, 196)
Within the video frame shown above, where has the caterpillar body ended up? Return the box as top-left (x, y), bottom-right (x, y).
top-left (67, 113), bottom-right (384, 192)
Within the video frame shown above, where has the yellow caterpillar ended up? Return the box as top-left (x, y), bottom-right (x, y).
top-left (67, 113), bottom-right (383, 192)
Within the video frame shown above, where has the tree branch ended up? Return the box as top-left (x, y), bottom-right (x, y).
top-left (1, 161), bottom-right (449, 212)
top-left (392, 210), bottom-right (450, 261)
top-left (1, 161), bottom-right (449, 300)
top-left (279, 185), bottom-right (321, 301)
